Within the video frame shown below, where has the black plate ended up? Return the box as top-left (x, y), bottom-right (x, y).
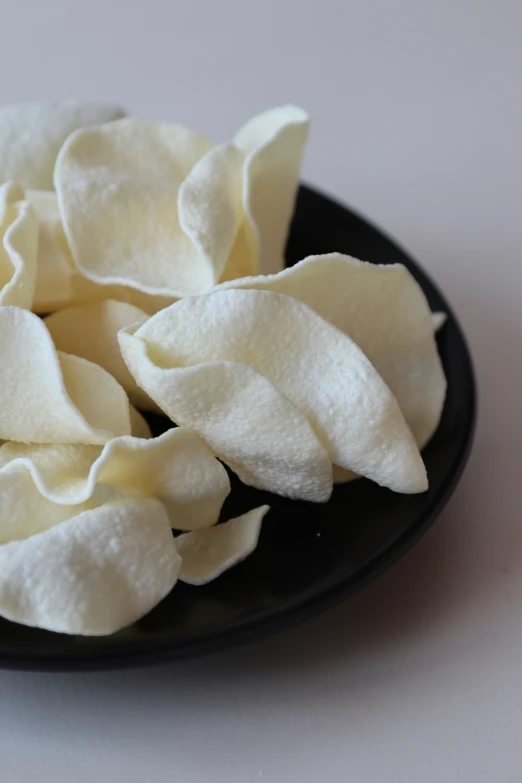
top-left (0, 185), bottom-right (476, 671)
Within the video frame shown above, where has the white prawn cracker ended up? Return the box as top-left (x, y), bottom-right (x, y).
top-left (27, 189), bottom-right (75, 312)
top-left (0, 307), bottom-right (131, 444)
top-left (119, 289), bottom-right (427, 499)
top-left (120, 331), bottom-right (333, 502)
top-left (216, 253), bottom-right (446, 449)
top-left (0, 428), bottom-right (231, 531)
top-left (27, 190), bottom-right (177, 314)
top-left (0, 470), bottom-right (101, 544)
top-left (45, 299), bottom-right (152, 409)
top-left (219, 105), bottom-right (309, 281)
top-left (54, 107), bottom-right (308, 299)
top-left (177, 505), bottom-right (270, 585)
top-left (0, 100), bottom-right (125, 191)
top-left (0, 183), bottom-right (38, 308)
top-left (54, 118), bottom-right (231, 297)
top-left (233, 105), bottom-right (308, 276)
top-left (28, 189), bottom-right (118, 314)
top-left (0, 497), bottom-right (180, 635)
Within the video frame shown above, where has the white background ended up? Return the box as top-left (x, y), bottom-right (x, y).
top-left (1, 1), bottom-right (521, 781)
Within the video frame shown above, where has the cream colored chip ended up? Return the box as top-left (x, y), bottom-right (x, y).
top-left (27, 190), bottom-right (74, 312)
top-left (178, 141), bottom-right (245, 283)
top-left (0, 183), bottom-right (38, 308)
top-left (54, 107), bottom-right (308, 298)
top-left (54, 118), bottom-right (234, 297)
top-left (233, 105), bottom-right (309, 276)
top-left (177, 505), bottom-right (270, 585)
top-left (45, 299), bottom-right (153, 409)
top-left (0, 307), bottom-right (131, 444)
top-left (120, 334), bottom-right (332, 502)
top-left (0, 428), bottom-right (230, 530)
top-left (0, 441), bottom-right (99, 502)
top-left (64, 274), bottom-right (176, 315)
top-left (215, 253), bottom-right (446, 449)
top-left (28, 190), bottom-right (176, 314)
top-left (58, 353), bottom-right (131, 441)
top-left (119, 289), bottom-right (427, 496)
top-left (0, 470), bottom-right (100, 544)
top-left (218, 222), bottom-right (258, 283)
top-left (0, 100), bottom-right (125, 190)
top-left (92, 429), bottom-right (230, 530)
top-left (0, 497), bottom-right (180, 635)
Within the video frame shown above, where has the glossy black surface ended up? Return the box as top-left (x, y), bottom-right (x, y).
top-left (0, 185), bottom-right (476, 671)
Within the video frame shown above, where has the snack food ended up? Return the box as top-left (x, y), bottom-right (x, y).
top-left (0, 100), bottom-right (125, 190)
top-left (0, 306), bottom-right (131, 444)
top-left (0, 99), bottom-right (446, 637)
top-left (0, 496), bottom-right (181, 635)
top-left (215, 253), bottom-right (447, 449)
top-left (177, 506), bottom-right (270, 585)
top-left (54, 106), bottom-right (308, 303)
top-left (0, 427), bottom-right (231, 530)
top-left (0, 182), bottom-right (38, 308)
top-left (119, 289), bottom-right (427, 499)
top-left (45, 299), bottom-right (152, 409)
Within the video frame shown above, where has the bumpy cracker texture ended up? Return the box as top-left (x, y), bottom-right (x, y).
top-left (120, 328), bottom-right (333, 502)
top-left (0, 498), bottom-right (180, 635)
top-left (234, 105), bottom-right (309, 276)
top-left (0, 307), bottom-right (131, 444)
top-left (0, 100), bottom-right (125, 190)
top-left (216, 253), bottom-right (446, 449)
top-left (0, 428), bottom-right (230, 530)
top-left (45, 299), bottom-right (152, 409)
top-left (120, 289), bottom-right (427, 497)
top-left (54, 107), bottom-right (309, 299)
top-left (0, 470), bottom-right (101, 544)
top-left (54, 118), bottom-right (227, 296)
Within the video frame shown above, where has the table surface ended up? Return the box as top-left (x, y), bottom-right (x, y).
top-left (1, 1), bottom-right (521, 781)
